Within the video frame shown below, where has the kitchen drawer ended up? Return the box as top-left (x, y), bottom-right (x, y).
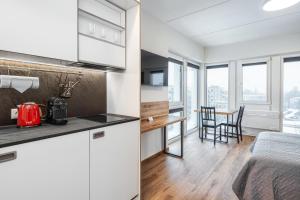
top-left (78, 34), bottom-right (125, 69)
top-left (79, 0), bottom-right (125, 28)
top-left (79, 10), bottom-right (125, 47)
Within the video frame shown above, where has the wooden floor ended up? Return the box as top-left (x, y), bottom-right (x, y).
top-left (141, 132), bottom-right (255, 200)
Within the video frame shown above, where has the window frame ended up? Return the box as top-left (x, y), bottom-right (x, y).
top-left (186, 62), bottom-right (200, 133)
top-left (168, 57), bottom-right (184, 109)
top-left (280, 54), bottom-right (300, 132)
top-left (238, 58), bottom-right (271, 105)
top-left (205, 63), bottom-right (230, 109)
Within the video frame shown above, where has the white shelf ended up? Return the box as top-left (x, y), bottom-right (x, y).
top-left (78, 9), bottom-right (125, 47)
top-left (79, 9), bottom-right (125, 31)
top-left (79, 0), bottom-right (125, 28)
top-left (105, 0), bottom-right (139, 10)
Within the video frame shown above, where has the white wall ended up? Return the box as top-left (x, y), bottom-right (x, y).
top-left (205, 33), bottom-right (300, 132)
top-left (141, 10), bottom-right (204, 161)
top-left (141, 11), bottom-right (204, 61)
top-left (141, 86), bottom-right (168, 102)
top-left (107, 5), bottom-right (141, 117)
top-left (205, 33), bottom-right (300, 63)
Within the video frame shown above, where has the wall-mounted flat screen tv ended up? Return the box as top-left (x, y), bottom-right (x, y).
top-left (141, 50), bottom-right (168, 86)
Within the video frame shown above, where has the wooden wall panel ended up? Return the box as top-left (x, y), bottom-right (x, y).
top-left (141, 101), bottom-right (169, 120)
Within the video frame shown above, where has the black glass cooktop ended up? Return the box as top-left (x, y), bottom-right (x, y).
top-left (78, 114), bottom-right (125, 123)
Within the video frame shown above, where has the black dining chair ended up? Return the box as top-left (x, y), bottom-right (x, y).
top-left (200, 106), bottom-right (222, 146)
top-left (221, 106), bottom-right (245, 143)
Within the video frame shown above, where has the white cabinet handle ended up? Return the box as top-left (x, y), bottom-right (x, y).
top-left (93, 131), bottom-right (105, 139)
top-left (0, 151), bottom-right (17, 163)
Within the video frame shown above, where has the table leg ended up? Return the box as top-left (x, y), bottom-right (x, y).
top-left (227, 114), bottom-right (229, 143)
top-left (231, 114), bottom-right (234, 137)
top-left (163, 122), bottom-right (183, 158)
top-left (163, 126), bottom-right (167, 153)
top-left (200, 112), bottom-right (203, 142)
top-left (180, 120), bottom-right (184, 157)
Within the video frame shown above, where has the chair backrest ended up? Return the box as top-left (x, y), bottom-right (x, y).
top-left (236, 106), bottom-right (245, 126)
top-left (201, 106), bottom-right (216, 125)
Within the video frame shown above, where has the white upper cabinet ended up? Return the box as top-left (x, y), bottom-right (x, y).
top-left (106, 0), bottom-right (140, 10)
top-left (79, 0), bottom-right (126, 28)
top-left (78, 0), bottom-right (126, 69)
top-left (0, 0), bottom-right (77, 61)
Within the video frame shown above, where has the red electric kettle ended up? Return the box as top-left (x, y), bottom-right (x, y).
top-left (17, 102), bottom-right (45, 128)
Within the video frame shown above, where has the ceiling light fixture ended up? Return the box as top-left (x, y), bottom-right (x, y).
top-left (263, 0), bottom-right (300, 11)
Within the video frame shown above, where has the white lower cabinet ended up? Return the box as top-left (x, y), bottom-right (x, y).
top-left (90, 121), bottom-right (140, 200)
top-left (0, 121), bottom-right (140, 200)
top-left (0, 131), bottom-right (90, 200)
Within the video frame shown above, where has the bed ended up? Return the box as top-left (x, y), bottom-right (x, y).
top-left (232, 132), bottom-right (300, 200)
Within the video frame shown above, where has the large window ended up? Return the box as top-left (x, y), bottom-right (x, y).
top-left (187, 63), bottom-right (199, 132)
top-left (242, 62), bottom-right (268, 103)
top-left (168, 58), bottom-right (183, 106)
top-left (283, 57), bottom-right (300, 134)
top-left (206, 65), bottom-right (228, 110)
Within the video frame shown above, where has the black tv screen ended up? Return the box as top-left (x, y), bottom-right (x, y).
top-left (141, 50), bottom-right (168, 86)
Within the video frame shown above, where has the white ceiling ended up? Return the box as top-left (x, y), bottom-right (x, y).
top-left (141, 0), bottom-right (300, 47)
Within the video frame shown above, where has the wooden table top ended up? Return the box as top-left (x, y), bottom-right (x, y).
top-left (194, 109), bottom-right (238, 115)
top-left (141, 115), bottom-right (186, 134)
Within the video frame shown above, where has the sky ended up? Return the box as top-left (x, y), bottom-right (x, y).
top-left (207, 67), bottom-right (228, 90)
top-left (284, 61), bottom-right (300, 92)
top-left (243, 64), bottom-right (267, 94)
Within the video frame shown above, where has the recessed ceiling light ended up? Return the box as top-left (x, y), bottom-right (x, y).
top-left (263, 0), bottom-right (300, 11)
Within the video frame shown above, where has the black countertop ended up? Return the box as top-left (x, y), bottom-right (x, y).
top-left (0, 114), bottom-right (139, 148)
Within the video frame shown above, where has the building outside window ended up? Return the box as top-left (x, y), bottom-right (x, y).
top-left (206, 64), bottom-right (229, 110)
top-left (187, 63), bottom-right (199, 132)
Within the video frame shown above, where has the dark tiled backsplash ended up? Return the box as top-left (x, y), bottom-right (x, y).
top-left (0, 61), bottom-right (106, 126)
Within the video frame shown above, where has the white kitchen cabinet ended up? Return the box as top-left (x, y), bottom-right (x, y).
top-left (0, 0), bottom-right (77, 61)
top-left (79, 0), bottom-right (126, 28)
top-left (90, 121), bottom-right (140, 200)
top-left (79, 34), bottom-right (126, 69)
top-left (78, 0), bottom-right (126, 69)
top-left (106, 0), bottom-right (140, 10)
top-left (0, 132), bottom-right (89, 200)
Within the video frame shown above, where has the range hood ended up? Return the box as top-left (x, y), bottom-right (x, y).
top-left (69, 61), bottom-right (125, 71)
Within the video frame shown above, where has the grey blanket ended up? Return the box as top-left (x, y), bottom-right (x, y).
top-left (232, 132), bottom-right (300, 200)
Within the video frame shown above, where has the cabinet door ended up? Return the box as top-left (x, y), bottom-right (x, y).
top-left (0, 0), bottom-right (77, 61)
top-left (79, 34), bottom-right (126, 69)
top-left (90, 121), bottom-right (140, 200)
top-left (0, 132), bottom-right (89, 200)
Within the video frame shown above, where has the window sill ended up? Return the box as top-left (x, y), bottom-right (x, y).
top-left (241, 101), bottom-right (271, 105)
top-left (169, 104), bottom-right (184, 110)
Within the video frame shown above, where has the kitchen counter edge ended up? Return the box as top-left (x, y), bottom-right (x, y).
top-left (0, 115), bottom-right (140, 149)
